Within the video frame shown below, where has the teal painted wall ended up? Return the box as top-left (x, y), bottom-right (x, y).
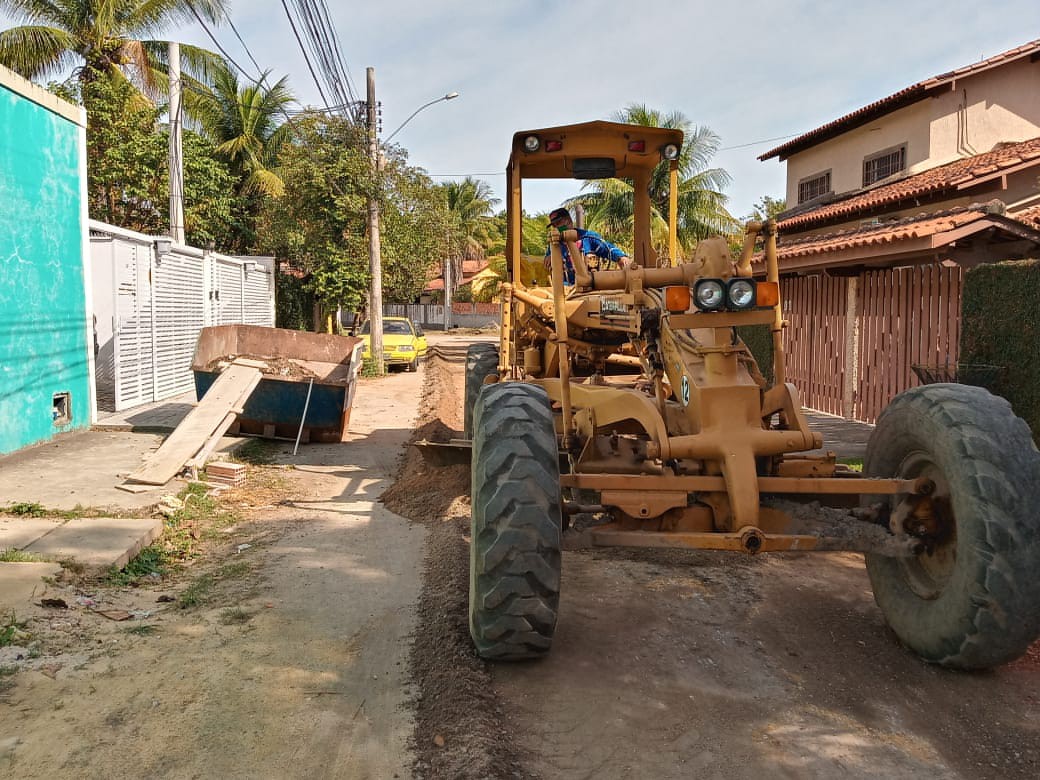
top-left (0, 83), bottom-right (89, 455)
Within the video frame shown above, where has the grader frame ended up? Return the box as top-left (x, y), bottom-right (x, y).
top-left (493, 121), bottom-right (920, 554)
top-left (463, 120), bottom-right (1040, 669)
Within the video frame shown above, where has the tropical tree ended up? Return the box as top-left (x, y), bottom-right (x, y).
top-left (72, 72), bottom-right (234, 242)
top-left (440, 177), bottom-right (499, 301)
top-left (256, 113), bottom-right (371, 319)
top-left (0, 0), bottom-right (227, 94)
top-left (379, 154), bottom-right (453, 304)
top-left (191, 61), bottom-right (295, 251)
top-left (569, 104), bottom-right (737, 260)
top-left (746, 195), bottom-right (786, 223)
top-left (191, 62), bottom-right (293, 198)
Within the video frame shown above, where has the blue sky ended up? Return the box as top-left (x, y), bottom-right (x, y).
top-left (3, 1), bottom-right (1039, 220)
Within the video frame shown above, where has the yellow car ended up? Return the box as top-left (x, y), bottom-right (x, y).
top-left (358, 317), bottom-right (428, 371)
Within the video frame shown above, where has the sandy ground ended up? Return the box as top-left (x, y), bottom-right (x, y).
top-left (3, 336), bottom-right (1038, 779)
top-left (387, 340), bottom-right (1040, 780)
top-left (0, 370), bottom-right (426, 779)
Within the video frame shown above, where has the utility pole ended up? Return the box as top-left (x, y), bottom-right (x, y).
top-left (168, 42), bottom-right (185, 244)
top-left (443, 230), bottom-right (452, 331)
top-left (366, 67), bottom-right (384, 375)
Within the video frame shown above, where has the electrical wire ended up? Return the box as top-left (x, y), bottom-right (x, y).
top-left (225, 13), bottom-right (263, 75)
top-left (277, 0), bottom-right (331, 111)
top-left (183, 3), bottom-right (363, 199)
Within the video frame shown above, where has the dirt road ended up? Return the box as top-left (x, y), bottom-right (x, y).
top-left (3, 337), bottom-right (1038, 779)
top-left (1, 370), bottom-right (426, 779)
top-left (392, 341), bottom-right (1040, 780)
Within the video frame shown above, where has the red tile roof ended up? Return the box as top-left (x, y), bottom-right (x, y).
top-left (760, 39), bottom-right (1040, 161)
top-left (1016, 205), bottom-right (1040, 229)
top-left (755, 205), bottom-right (1040, 271)
top-left (778, 136), bottom-right (1040, 231)
top-left (773, 208), bottom-right (985, 261)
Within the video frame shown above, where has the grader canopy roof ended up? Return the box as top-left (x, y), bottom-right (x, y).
top-left (508, 121), bottom-right (684, 180)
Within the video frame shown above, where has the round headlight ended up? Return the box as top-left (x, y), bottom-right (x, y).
top-left (523, 135), bottom-right (541, 152)
top-left (728, 279), bottom-right (756, 309)
top-left (694, 279), bottom-right (725, 310)
top-left (661, 143), bottom-right (680, 161)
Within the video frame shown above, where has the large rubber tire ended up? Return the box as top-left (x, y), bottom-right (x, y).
top-left (865, 383), bottom-right (1040, 669)
top-left (470, 383), bottom-right (562, 659)
top-left (463, 343), bottom-right (499, 438)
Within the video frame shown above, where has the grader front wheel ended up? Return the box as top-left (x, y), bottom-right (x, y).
top-left (865, 384), bottom-right (1040, 669)
top-left (463, 343), bottom-right (499, 438)
top-left (469, 383), bottom-right (562, 659)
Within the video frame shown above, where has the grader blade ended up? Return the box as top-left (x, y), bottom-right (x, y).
top-left (413, 438), bottom-right (472, 466)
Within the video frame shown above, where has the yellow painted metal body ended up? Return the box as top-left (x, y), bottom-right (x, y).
top-left (489, 121), bottom-right (909, 553)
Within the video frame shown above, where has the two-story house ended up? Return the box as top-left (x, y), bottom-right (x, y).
top-left (757, 39), bottom-right (1040, 423)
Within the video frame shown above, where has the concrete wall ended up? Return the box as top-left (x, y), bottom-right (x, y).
top-left (785, 57), bottom-right (1040, 206)
top-left (380, 302), bottom-right (499, 330)
top-left (0, 65), bottom-right (91, 456)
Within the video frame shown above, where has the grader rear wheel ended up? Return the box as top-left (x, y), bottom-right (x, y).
top-left (865, 384), bottom-right (1040, 669)
top-left (469, 382), bottom-right (561, 659)
top-left (463, 343), bottom-right (499, 438)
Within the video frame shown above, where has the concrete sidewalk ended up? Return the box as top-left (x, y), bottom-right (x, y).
top-left (0, 393), bottom-right (198, 611)
top-left (803, 410), bottom-right (874, 460)
top-left (0, 515), bottom-right (162, 609)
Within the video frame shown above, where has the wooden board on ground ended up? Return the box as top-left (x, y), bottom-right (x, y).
top-left (125, 362), bottom-right (262, 486)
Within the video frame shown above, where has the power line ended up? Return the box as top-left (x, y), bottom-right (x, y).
top-left (183, 3), bottom-right (362, 200)
top-left (282, 0), bottom-right (359, 118)
top-left (278, 0), bottom-right (331, 110)
top-left (717, 133), bottom-right (799, 152)
top-left (225, 14), bottom-right (263, 75)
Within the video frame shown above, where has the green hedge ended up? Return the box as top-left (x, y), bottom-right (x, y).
top-left (275, 271), bottom-right (313, 331)
top-left (736, 325), bottom-right (774, 384)
top-left (959, 259), bottom-right (1040, 440)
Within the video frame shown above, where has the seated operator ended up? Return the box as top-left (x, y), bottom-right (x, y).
top-left (543, 207), bottom-right (632, 285)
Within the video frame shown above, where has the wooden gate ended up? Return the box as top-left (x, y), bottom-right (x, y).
top-left (781, 274), bottom-right (848, 417)
top-left (855, 264), bottom-right (963, 422)
top-left (779, 263), bottom-right (963, 424)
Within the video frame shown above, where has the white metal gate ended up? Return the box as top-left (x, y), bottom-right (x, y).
top-left (90, 222), bottom-right (275, 412)
top-left (113, 238), bottom-right (154, 409)
top-left (153, 250), bottom-right (207, 400)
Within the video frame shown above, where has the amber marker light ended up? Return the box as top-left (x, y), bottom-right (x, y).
top-left (664, 285), bottom-right (691, 313)
top-left (755, 281), bottom-right (780, 307)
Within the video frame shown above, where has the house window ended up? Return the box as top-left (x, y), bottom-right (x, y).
top-left (863, 144), bottom-right (906, 186)
top-left (797, 170), bottom-right (831, 204)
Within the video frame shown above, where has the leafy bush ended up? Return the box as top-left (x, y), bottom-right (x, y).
top-left (736, 325), bottom-right (774, 384)
top-left (275, 270), bottom-right (314, 331)
top-left (959, 259), bottom-right (1040, 441)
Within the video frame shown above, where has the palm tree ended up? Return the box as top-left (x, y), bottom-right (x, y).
top-left (570, 104), bottom-right (737, 260)
top-left (443, 177), bottom-right (500, 259)
top-left (191, 61), bottom-right (294, 198)
top-left (0, 0), bottom-right (227, 92)
top-left (441, 177), bottom-right (499, 301)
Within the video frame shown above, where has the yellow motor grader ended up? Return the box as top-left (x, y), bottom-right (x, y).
top-left (461, 120), bottom-right (1040, 669)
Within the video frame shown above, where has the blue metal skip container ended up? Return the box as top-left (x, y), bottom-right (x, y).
top-left (192, 325), bottom-right (363, 443)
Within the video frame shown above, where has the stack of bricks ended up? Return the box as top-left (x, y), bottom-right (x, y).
top-left (205, 461), bottom-right (247, 486)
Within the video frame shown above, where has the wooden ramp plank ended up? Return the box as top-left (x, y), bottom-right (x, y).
top-left (126, 363), bottom-right (262, 485)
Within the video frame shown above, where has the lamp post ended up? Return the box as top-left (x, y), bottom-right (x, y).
top-left (383, 91), bottom-right (459, 144)
top-left (384, 91), bottom-right (460, 331)
top-left (366, 80), bottom-right (459, 371)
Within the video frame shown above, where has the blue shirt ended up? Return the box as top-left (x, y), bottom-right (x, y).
top-left (544, 228), bottom-right (627, 285)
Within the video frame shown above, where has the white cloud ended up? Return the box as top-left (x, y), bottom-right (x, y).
top-left (3, 0), bottom-right (1038, 220)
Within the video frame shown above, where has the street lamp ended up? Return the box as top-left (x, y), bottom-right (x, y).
top-left (382, 91), bottom-right (460, 329)
top-left (366, 79), bottom-right (458, 374)
top-left (383, 91), bottom-right (459, 143)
